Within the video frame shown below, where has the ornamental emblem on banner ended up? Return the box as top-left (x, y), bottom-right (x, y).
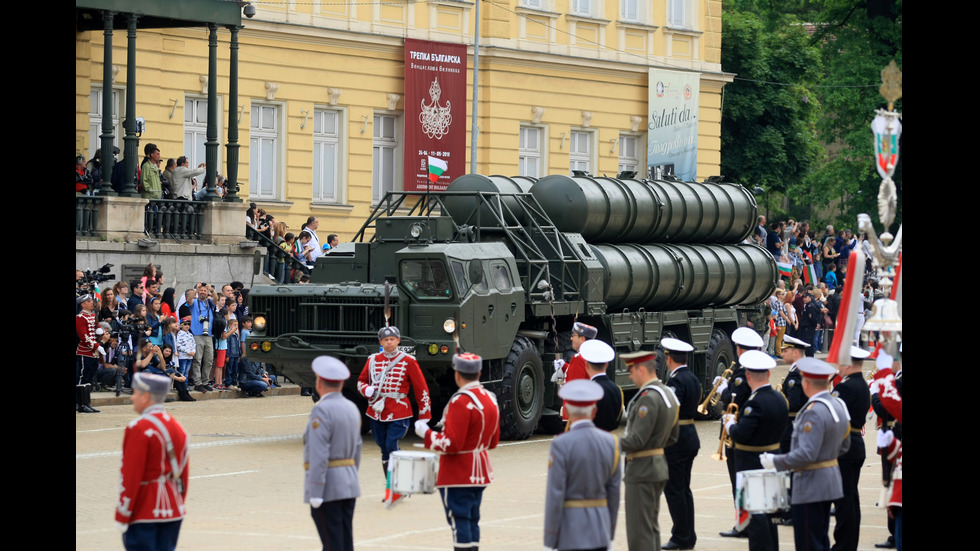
top-left (871, 113), bottom-right (901, 179)
top-left (420, 77), bottom-right (452, 140)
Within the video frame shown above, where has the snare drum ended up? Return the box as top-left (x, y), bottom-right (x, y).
top-left (389, 450), bottom-right (438, 495)
top-left (740, 469), bottom-right (790, 513)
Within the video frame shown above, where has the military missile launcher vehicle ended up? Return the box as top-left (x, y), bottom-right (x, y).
top-left (246, 173), bottom-right (777, 439)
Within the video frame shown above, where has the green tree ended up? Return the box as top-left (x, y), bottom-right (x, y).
top-left (720, 8), bottom-right (823, 220)
top-left (808, 0), bottom-right (903, 233)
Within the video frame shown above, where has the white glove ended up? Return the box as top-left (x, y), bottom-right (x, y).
top-left (713, 376), bottom-right (729, 394)
top-left (115, 521), bottom-right (129, 534)
top-left (98, 346), bottom-right (107, 357)
top-left (869, 379), bottom-right (880, 395)
top-left (415, 419), bottom-right (430, 439)
top-left (723, 413), bottom-right (736, 433)
top-left (364, 385), bottom-right (376, 398)
top-left (759, 452), bottom-right (776, 470)
top-left (309, 498), bottom-right (323, 508)
top-left (877, 430), bottom-right (894, 449)
top-left (550, 360), bottom-right (566, 383)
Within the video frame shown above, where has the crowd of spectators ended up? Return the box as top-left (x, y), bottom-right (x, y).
top-left (748, 216), bottom-right (881, 355)
top-left (246, 209), bottom-right (340, 284)
top-left (76, 263), bottom-right (280, 408)
top-left (75, 143), bottom-right (227, 199)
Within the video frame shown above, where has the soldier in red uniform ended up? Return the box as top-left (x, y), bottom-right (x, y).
top-left (415, 353), bottom-right (500, 551)
top-left (553, 321), bottom-right (598, 422)
top-left (76, 294), bottom-right (102, 413)
top-left (357, 326), bottom-right (432, 478)
top-left (116, 372), bottom-right (189, 551)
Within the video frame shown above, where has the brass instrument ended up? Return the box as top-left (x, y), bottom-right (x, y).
top-left (698, 361), bottom-right (735, 415)
top-left (711, 403), bottom-right (739, 461)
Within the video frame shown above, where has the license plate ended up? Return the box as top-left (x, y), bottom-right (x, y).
top-left (398, 345), bottom-right (415, 355)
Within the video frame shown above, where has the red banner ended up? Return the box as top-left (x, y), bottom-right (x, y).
top-left (404, 38), bottom-right (467, 192)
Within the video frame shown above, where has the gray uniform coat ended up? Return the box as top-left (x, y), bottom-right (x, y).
top-left (304, 391), bottom-right (363, 503)
top-left (772, 390), bottom-right (850, 504)
top-left (544, 420), bottom-right (622, 550)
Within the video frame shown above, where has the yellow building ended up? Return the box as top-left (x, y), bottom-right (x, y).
top-left (75, 0), bottom-right (728, 239)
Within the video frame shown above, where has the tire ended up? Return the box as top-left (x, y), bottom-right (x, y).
top-left (698, 329), bottom-right (735, 420)
top-left (498, 336), bottom-right (544, 440)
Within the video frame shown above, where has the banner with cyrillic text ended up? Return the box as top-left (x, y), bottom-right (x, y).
top-left (404, 38), bottom-right (467, 192)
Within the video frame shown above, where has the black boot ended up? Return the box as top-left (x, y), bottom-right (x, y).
top-left (76, 386), bottom-right (85, 413)
top-left (79, 385), bottom-right (99, 413)
top-left (176, 381), bottom-right (196, 402)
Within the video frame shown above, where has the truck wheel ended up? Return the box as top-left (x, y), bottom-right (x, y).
top-left (698, 329), bottom-right (734, 420)
top-left (498, 336), bottom-right (544, 440)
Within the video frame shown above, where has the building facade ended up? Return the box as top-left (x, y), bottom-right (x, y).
top-left (75, 0), bottom-right (728, 238)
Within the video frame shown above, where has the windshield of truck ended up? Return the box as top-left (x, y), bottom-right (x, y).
top-left (401, 259), bottom-right (454, 300)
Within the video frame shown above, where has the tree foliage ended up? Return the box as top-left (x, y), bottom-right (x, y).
top-left (808, 0), bottom-right (903, 233)
top-left (720, 9), bottom-right (822, 201)
top-left (720, 0), bottom-right (903, 232)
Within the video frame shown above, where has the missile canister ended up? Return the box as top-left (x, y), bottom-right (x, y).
top-left (530, 174), bottom-right (757, 244)
top-left (592, 243), bottom-right (776, 310)
top-left (443, 174), bottom-right (534, 227)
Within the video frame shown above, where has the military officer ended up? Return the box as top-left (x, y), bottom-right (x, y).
top-left (761, 358), bottom-right (851, 551)
top-left (543, 379), bottom-right (622, 551)
top-left (116, 373), bottom-right (189, 551)
top-left (619, 350), bottom-right (679, 551)
top-left (578, 339), bottom-right (624, 431)
top-left (305, 356), bottom-right (361, 551)
top-left (358, 326), bottom-right (432, 488)
top-left (723, 351), bottom-right (787, 551)
top-left (830, 346), bottom-right (872, 551)
top-left (661, 338), bottom-right (700, 550)
top-left (415, 353), bottom-right (500, 551)
top-left (719, 327), bottom-right (766, 539)
top-left (779, 335), bottom-right (810, 452)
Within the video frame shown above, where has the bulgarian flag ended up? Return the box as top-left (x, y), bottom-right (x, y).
top-left (802, 263), bottom-right (817, 285)
top-left (427, 155), bottom-right (447, 183)
top-left (776, 262), bottom-right (793, 278)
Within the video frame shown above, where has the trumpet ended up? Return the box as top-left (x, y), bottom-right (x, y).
top-left (698, 361), bottom-right (735, 415)
top-left (711, 403), bottom-right (739, 461)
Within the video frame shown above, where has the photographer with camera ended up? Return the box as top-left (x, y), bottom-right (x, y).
top-left (188, 283), bottom-right (215, 392)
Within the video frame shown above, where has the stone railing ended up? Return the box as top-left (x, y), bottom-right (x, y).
top-left (75, 196), bottom-right (104, 237)
top-left (144, 199), bottom-right (208, 241)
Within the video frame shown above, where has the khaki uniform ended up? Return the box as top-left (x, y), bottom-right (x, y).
top-left (619, 380), bottom-right (679, 551)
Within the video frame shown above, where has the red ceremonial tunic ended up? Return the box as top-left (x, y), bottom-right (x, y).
top-left (874, 370), bottom-right (902, 424)
top-left (116, 405), bottom-right (189, 525)
top-left (357, 351), bottom-right (432, 422)
top-left (76, 310), bottom-right (99, 357)
top-left (884, 437), bottom-right (902, 508)
top-left (560, 353), bottom-right (589, 421)
top-left (424, 382), bottom-right (500, 487)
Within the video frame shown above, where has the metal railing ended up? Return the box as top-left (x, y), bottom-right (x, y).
top-left (144, 199), bottom-right (207, 241)
top-left (75, 196), bottom-right (103, 237)
top-left (245, 225), bottom-right (310, 283)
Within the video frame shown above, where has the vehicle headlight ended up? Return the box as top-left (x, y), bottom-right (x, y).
top-left (443, 318), bottom-right (456, 334)
top-left (254, 315), bottom-right (266, 331)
